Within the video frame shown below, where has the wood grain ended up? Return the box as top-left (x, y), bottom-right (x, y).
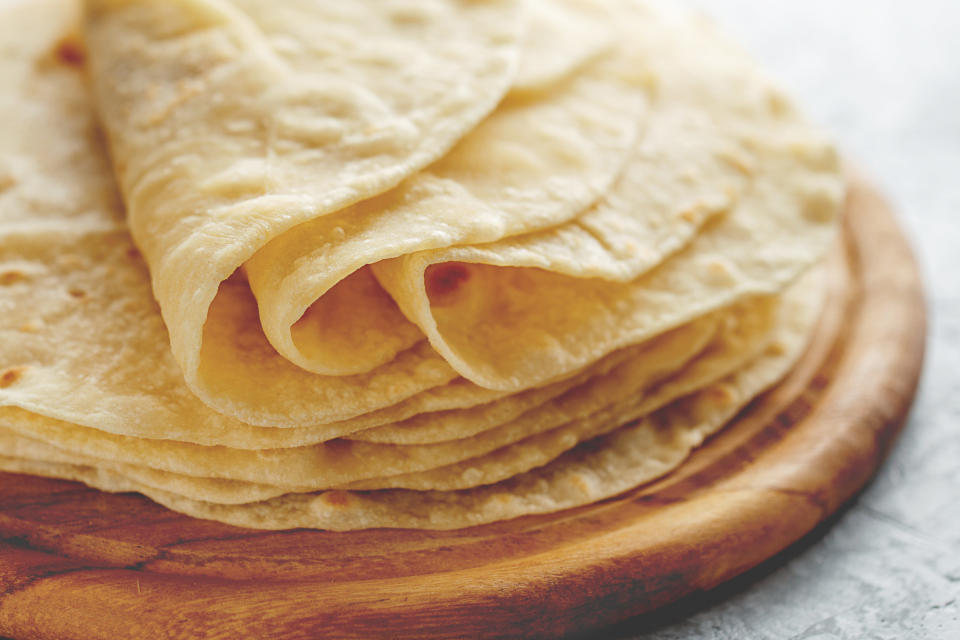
top-left (0, 175), bottom-right (926, 640)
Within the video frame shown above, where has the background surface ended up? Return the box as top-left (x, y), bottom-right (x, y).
top-left (601, 1), bottom-right (959, 638)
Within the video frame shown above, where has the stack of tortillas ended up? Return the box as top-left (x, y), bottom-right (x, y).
top-left (0, 0), bottom-right (842, 530)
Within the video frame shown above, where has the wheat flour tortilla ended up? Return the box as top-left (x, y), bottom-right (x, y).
top-left (0, 269), bottom-right (820, 529)
top-left (341, 314), bottom-right (717, 446)
top-left (0, 329), bottom-right (751, 501)
top-left (344, 295), bottom-right (753, 445)
top-left (0, 265), bottom-right (819, 508)
top-left (0, 0), bottom-right (681, 451)
top-left (512, 0), bottom-right (616, 93)
top-left (242, 34), bottom-right (649, 379)
top-left (0, 222), bottom-right (726, 454)
top-left (83, 0), bottom-right (669, 427)
top-left (147, 284), bottom-right (799, 495)
top-left (0, 0), bottom-right (840, 531)
top-left (0, 324), bottom-right (758, 502)
top-left (0, 0), bottom-right (734, 444)
top-left (0, 216), bottom-right (731, 450)
top-left (0, 282), bottom-right (786, 492)
top-left (74, 0), bottom-right (831, 429)
top-left (371, 3), bottom-right (842, 392)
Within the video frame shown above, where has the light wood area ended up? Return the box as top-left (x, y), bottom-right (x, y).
top-left (0, 175), bottom-right (927, 639)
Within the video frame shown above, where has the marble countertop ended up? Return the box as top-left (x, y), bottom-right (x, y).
top-left (601, 1), bottom-right (960, 638)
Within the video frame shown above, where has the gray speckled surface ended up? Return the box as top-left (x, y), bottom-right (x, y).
top-left (601, 1), bottom-right (960, 638)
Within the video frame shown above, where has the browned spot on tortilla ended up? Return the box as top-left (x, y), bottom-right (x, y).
top-left (321, 491), bottom-right (351, 507)
top-left (425, 263), bottom-right (470, 304)
top-left (68, 288), bottom-right (86, 299)
top-left (126, 248), bottom-right (142, 261)
top-left (53, 36), bottom-right (85, 68)
top-left (768, 90), bottom-right (791, 116)
top-left (0, 367), bottom-right (25, 388)
top-left (706, 384), bottom-right (736, 407)
top-left (570, 473), bottom-right (591, 494)
top-left (0, 271), bottom-right (25, 286)
top-left (640, 70), bottom-right (660, 95)
top-left (767, 341), bottom-right (787, 356)
top-left (707, 259), bottom-right (733, 279)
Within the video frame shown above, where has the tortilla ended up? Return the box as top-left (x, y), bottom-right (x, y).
top-left (82, 0), bottom-right (671, 427)
top-left (0, 209), bottom-right (738, 450)
top-left (512, 0), bottom-right (616, 93)
top-left (74, 0), bottom-right (839, 429)
top-left (0, 0), bottom-right (653, 449)
top-left (370, 4), bottom-right (841, 391)
top-left (0, 262), bottom-right (821, 529)
top-left (0, 0), bottom-right (842, 532)
top-left (0, 291), bottom-right (776, 489)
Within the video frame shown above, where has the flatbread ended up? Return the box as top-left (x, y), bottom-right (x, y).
top-left (0, 291), bottom-right (775, 489)
top-left (0, 0), bottom-right (841, 532)
top-left (0, 262), bottom-right (821, 529)
top-left (83, 0), bottom-right (667, 427)
top-left (75, 0), bottom-right (837, 429)
top-left (512, 0), bottom-right (616, 93)
top-left (371, 3), bottom-right (841, 391)
top-left (0, 0), bottom-right (657, 449)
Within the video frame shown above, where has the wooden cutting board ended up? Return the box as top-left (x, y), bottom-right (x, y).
top-left (0, 175), bottom-right (926, 640)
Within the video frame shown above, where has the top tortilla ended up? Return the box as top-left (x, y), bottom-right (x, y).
top-left (75, 0), bottom-right (843, 428)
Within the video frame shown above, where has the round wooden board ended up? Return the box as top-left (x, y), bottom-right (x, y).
top-left (0, 175), bottom-right (926, 640)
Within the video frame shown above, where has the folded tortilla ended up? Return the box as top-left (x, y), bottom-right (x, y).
top-left (0, 263), bottom-right (823, 528)
top-left (0, 284), bottom-right (787, 490)
top-left (81, 0), bottom-right (664, 426)
top-left (80, 0), bottom-right (839, 427)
